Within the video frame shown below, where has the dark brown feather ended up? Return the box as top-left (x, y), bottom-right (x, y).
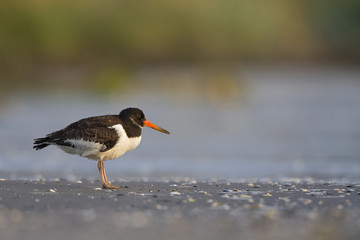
top-left (35, 115), bottom-right (122, 152)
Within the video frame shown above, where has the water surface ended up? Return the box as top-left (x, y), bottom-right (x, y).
top-left (1, 66), bottom-right (359, 181)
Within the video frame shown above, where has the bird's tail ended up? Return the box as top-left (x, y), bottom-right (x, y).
top-left (33, 137), bottom-right (52, 150)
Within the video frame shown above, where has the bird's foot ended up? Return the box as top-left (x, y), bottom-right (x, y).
top-left (102, 182), bottom-right (122, 189)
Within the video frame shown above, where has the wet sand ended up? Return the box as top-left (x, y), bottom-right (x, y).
top-left (0, 179), bottom-right (359, 240)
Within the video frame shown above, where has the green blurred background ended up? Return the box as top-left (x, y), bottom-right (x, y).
top-left (0, 0), bottom-right (359, 94)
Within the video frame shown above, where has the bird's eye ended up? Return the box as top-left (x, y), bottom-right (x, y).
top-left (137, 114), bottom-right (142, 119)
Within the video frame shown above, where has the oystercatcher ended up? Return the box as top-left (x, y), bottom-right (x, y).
top-left (33, 108), bottom-right (170, 189)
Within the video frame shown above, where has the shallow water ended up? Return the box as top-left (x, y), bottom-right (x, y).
top-left (1, 65), bottom-right (360, 181)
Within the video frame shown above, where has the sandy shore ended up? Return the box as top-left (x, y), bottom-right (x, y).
top-left (0, 179), bottom-right (359, 240)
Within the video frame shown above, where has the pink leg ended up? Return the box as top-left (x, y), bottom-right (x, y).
top-left (97, 160), bottom-right (121, 189)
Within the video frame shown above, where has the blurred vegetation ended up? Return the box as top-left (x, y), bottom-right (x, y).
top-left (0, 0), bottom-right (359, 93)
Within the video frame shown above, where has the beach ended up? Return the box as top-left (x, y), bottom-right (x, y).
top-left (0, 178), bottom-right (359, 240)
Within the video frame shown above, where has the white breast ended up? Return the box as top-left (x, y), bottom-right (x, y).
top-left (59, 124), bottom-right (142, 161)
top-left (99, 124), bottom-right (142, 161)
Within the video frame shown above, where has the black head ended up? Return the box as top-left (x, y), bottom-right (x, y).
top-left (119, 108), bottom-right (146, 128)
top-left (119, 107), bottom-right (170, 135)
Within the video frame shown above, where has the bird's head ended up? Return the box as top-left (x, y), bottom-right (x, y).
top-left (119, 108), bottom-right (170, 134)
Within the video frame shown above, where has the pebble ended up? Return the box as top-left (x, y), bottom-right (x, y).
top-left (243, 203), bottom-right (251, 209)
top-left (263, 209), bottom-right (279, 219)
top-left (240, 194), bottom-right (252, 198)
top-left (170, 191), bottom-right (181, 196)
top-left (211, 201), bottom-right (222, 207)
top-left (206, 199), bottom-right (214, 204)
top-left (279, 197), bottom-right (290, 204)
top-left (197, 190), bottom-right (208, 195)
top-left (156, 204), bottom-right (168, 210)
top-left (48, 188), bottom-right (57, 193)
top-left (221, 204), bottom-right (231, 210)
top-left (299, 198), bottom-right (312, 205)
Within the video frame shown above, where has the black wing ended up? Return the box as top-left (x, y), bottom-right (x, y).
top-left (34, 115), bottom-right (121, 152)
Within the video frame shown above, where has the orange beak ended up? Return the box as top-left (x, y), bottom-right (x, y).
top-left (143, 120), bottom-right (170, 134)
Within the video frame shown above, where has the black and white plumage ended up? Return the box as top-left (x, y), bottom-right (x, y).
top-left (34, 108), bottom-right (170, 189)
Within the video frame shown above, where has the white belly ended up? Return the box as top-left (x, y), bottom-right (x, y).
top-left (96, 134), bottom-right (141, 161)
top-left (59, 124), bottom-right (142, 161)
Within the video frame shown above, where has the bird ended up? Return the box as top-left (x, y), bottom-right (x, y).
top-left (33, 107), bottom-right (170, 189)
